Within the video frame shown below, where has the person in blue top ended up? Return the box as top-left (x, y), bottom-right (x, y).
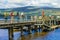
top-left (4, 12), bottom-right (8, 22)
top-left (17, 12), bottom-right (20, 22)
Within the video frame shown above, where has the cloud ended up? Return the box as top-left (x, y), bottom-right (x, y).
top-left (0, 3), bottom-right (20, 9)
top-left (0, 0), bottom-right (60, 8)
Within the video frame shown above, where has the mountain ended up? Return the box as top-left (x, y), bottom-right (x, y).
top-left (10, 6), bottom-right (40, 12)
top-left (0, 6), bottom-right (53, 12)
top-left (0, 6), bottom-right (60, 16)
top-left (0, 6), bottom-right (60, 12)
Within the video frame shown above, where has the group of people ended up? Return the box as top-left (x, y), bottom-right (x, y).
top-left (4, 12), bottom-right (25, 22)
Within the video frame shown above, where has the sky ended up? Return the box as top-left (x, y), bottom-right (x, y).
top-left (0, 0), bottom-right (60, 9)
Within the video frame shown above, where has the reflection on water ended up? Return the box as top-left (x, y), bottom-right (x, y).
top-left (0, 29), bottom-right (60, 40)
top-left (18, 29), bottom-right (60, 40)
top-left (0, 29), bottom-right (8, 40)
top-left (19, 32), bottom-right (48, 40)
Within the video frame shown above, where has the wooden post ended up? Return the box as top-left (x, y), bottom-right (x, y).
top-left (39, 25), bottom-right (41, 31)
top-left (28, 25), bottom-right (31, 34)
top-left (26, 15), bottom-right (27, 21)
top-left (34, 25), bottom-right (38, 32)
top-left (50, 19), bottom-right (51, 26)
top-left (54, 20), bottom-right (56, 25)
top-left (8, 27), bottom-right (13, 40)
top-left (21, 26), bottom-right (24, 36)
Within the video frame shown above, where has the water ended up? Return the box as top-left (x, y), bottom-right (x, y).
top-left (0, 28), bottom-right (60, 40)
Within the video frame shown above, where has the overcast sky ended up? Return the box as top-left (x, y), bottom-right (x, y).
top-left (0, 0), bottom-right (60, 8)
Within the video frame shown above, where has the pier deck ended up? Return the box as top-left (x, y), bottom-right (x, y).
top-left (0, 20), bottom-right (60, 40)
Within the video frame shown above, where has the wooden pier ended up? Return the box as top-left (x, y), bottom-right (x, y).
top-left (0, 21), bottom-right (42, 40)
top-left (0, 18), bottom-right (60, 40)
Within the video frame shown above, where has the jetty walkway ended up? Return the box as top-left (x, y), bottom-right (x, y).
top-left (0, 19), bottom-right (60, 40)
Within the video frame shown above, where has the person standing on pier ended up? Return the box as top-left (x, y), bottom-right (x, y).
top-left (42, 10), bottom-right (45, 17)
top-left (10, 11), bottom-right (14, 23)
top-left (21, 12), bottom-right (25, 22)
top-left (4, 12), bottom-right (8, 22)
top-left (42, 9), bottom-right (45, 24)
top-left (17, 12), bottom-right (20, 22)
